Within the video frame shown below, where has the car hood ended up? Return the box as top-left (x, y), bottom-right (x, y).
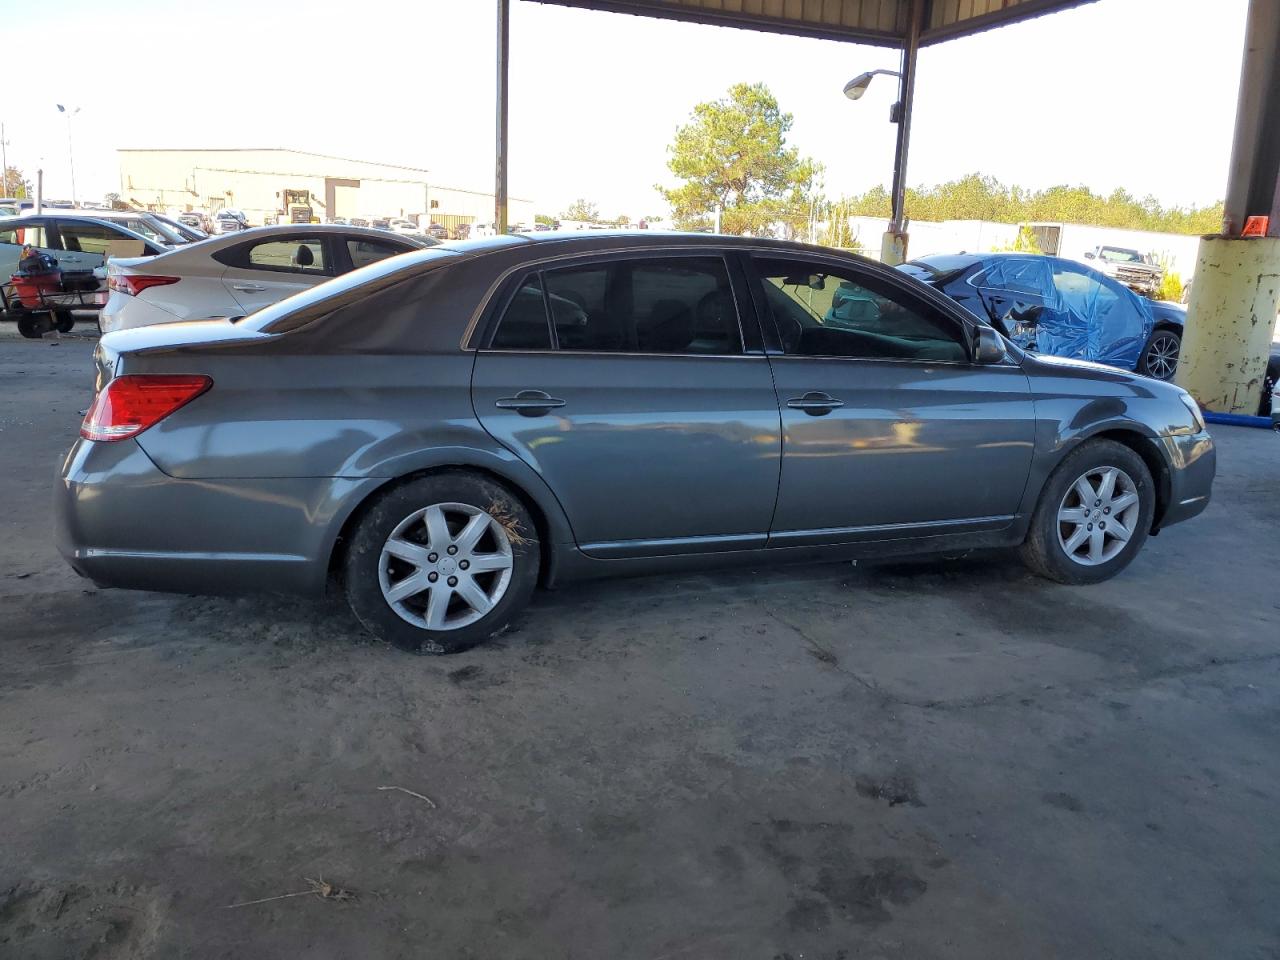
top-left (1020, 351), bottom-right (1156, 390)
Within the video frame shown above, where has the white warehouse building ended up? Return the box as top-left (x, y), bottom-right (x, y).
top-left (116, 148), bottom-right (535, 233)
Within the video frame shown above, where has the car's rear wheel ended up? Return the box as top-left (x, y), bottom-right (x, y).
top-left (1139, 328), bottom-right (1181, 380)
top-left (1019, 439), bottom-right (1155, 584)
top-left (343, 471), bottom-right (540, 654)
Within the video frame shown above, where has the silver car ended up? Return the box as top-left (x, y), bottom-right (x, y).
top-left (56, 233), bottom-right (1216, 654)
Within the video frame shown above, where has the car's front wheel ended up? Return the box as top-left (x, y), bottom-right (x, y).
top-left (343, 472), bottom-right (540, 654)
top-left (1019, 439), bottom-right (1155, 584)
top-left (1139, 328), bottom-right (1181, 381)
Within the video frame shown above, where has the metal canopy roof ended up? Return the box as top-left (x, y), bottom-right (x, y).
top-left (534, 0), bottom-right (1095, 47)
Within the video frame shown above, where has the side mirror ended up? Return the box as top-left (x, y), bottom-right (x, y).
top-left (1083, 251), bottom-right (1096, 260)
top-left (973, 325), bottom-right (1007, 364)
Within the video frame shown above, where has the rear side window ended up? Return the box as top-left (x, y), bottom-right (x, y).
top-left (245, 239), bottom-right (327, 274)
top-left (488, 256), bottom-right (741, 355)
top-left (347, 238), bottom-right (408, 270)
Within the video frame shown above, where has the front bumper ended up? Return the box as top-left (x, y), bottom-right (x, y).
top-left (55, 438), bottom-right (382, 596)
top-left (1153, 428), bottom-right (1216, 530)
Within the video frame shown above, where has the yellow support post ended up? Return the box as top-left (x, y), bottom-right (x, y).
top-left (1175, 236), bottom-right (1280, 413)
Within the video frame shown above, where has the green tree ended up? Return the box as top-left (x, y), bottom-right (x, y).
top-left (659, 82), bottom-right (820, 236)
top-left (3, 166), bottom-right (31, 198)
top-left (534, 213), bottom-right (557, 226)
top-left (561, 198), bottom-right (600, 223)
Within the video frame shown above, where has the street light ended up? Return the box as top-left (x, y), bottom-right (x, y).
top-left (842, 0), bottom-right (922, 265)
top-left (56, 104), bottom-right (80, 207)
top-left (842, 69), bottom-right (900, 101)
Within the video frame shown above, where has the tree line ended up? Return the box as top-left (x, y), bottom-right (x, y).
top-left (653, 83), bottom-right (1223, 239)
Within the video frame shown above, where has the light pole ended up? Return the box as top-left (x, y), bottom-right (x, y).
top-left (1, 122), bottom-right (9, 196)
top-left (842, 0), bottom-right (923, 265)
top-left (56, 104), bottom-right (80, 207)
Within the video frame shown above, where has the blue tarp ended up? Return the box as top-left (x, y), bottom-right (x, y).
top-left (973, 256), bottom-right (1154, 368)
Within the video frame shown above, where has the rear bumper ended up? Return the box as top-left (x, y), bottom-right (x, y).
top-left (55, 438), bottom-right (382, 596)
top-left (1154, 429), bottom-right (1216, 529)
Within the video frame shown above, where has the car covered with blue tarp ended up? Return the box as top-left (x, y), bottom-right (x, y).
top-left (898, 252), bottom-right (1185, 380)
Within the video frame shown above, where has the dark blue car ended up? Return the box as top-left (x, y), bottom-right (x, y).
top-left (898, 253), bottom-right (1186, 381)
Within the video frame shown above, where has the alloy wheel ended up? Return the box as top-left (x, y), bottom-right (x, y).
top-left (1144, 333), bottom-right (1180, 380)
top-left (1057, 466), bottom-right (1141, 566)
top-left (378, 502), bottom-right (514, 630)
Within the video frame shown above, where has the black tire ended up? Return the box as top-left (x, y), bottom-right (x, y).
top-left (1019, 439), bottom-right (1156, 585)
top-left (1138, 327), bottom-right (1181, 381)
top-left (53, 310), bottom-right (75, 333)
top-left (343, 471), bottom-right (540, 654)
top-left (16, 314), bottom-right (49, 339)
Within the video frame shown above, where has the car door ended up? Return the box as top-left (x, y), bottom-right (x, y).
top-left (969, 257), bottom-right (1051, 347)
top-left (214, 233), bottom-right (336, 314)
top-left (52, 221), bottom-right (156, 278)
top-left (749, 254), bottom-right (1036, 546)
top-left (1046, 260), bottom-right (1153, 369)
top-left (471, 251), bottom-right (782, 557)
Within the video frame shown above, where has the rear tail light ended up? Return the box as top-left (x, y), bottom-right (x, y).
top-left (80, 375), bottom-right (212, 442)
top-left (107, 274), bottom-right (180, 297)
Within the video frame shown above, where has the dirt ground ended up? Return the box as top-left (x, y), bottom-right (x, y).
top-left (2, 326), bottom-right (1278, 959)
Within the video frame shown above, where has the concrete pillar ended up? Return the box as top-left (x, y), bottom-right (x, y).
top-left (1175, 236), bottom-right (1280, 413)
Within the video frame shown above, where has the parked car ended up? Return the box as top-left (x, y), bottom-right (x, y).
top-left (100, 224), bottom-right (430, 332)
top-left (1083, 245), bottom-right (1163, 297)
top-left (387, 219), bottom-right (417, 235)
top-left (211, 209), bottom-right (250, 234)
top-left (59, 233), bottom-right (1215, 655)
top-left (153, 213), bottom-right (208, 242)
top-left (177, 211), bottom-right (214, 235)
top-left (0, 214), bottom-right (169, 336)
top-left (898, 252), bottom-right (1186, 381)
top-left (36, 208), bottom-right (193, 247)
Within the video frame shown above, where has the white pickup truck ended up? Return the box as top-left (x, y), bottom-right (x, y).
top-left (1082, 245), bottom-right (1163, 296)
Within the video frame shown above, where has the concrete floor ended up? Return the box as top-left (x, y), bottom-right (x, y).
top-left (1, 328), bottom-right (1278, 959)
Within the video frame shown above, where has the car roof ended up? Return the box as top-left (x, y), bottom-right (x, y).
top-left (433, 229), bottom-right (887, 259)
top-left (0, 213), bottom-right (161, 244)
top-left (146, 222), bottom-right (428, 255)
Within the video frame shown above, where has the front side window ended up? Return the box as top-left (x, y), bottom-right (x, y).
top-left (488, 256), bottom-right (741, 355)
top-left (245, 239), bottom-right (327, 274)
top-left (347, 238), bottom-right (409, 270)
top-left (755, 257), bottom-right (968, 363)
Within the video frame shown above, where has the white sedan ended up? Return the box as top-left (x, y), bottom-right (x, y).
top-left (101, 225), bottom-right (435, 332)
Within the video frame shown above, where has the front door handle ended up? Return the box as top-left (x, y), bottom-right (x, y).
top-left (495, 390), bottom-right (567, 417)
top-left (787, 392), bottom-right (844, 416)
top-left (232, 282), bottom-right (267, 292)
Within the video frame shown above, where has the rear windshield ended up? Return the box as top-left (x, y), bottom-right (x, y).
top-left (239, 247), bottom-right (459, 333)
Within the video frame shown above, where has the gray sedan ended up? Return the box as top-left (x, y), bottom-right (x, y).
top-left (56, 233), bottom-right (1216, 654)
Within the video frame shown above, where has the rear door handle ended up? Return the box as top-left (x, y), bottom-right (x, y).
top-left (232, 282), bottom-right (267, 292)
top-left (787, 392), bottom-right (844, 415)
top-left (495, 390), bottom-right (567, 416)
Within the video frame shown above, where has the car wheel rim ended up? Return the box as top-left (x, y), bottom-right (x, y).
top-left (378, 502), bottom-right (514, 631)
top-left (1145, 335), bottom-right (1179, 380)
top-left (1057, 466), bottom-right (1140, 566)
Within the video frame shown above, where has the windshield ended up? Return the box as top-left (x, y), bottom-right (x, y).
top-left (1098, 247), bottom-right (1142, 263)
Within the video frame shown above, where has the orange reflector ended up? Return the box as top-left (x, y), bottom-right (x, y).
top-left (1241, 216), bottom-right (1269, 237)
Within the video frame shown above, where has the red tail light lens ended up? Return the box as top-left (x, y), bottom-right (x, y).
top-left (80, 375), bottom-right (212, 442)
top-left (107, 274), bottom-right (180, 297)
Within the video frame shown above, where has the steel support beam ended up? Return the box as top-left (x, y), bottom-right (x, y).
top-left (495, 0), bottom-right (511, 235)
top-left (880, 0), bottom-right (923, 266)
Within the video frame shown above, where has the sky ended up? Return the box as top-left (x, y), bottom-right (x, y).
top-left (1, 0), bottom-right (1250, 219)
